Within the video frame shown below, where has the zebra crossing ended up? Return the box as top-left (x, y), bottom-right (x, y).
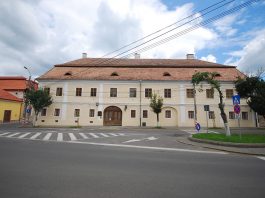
top-left (0, 131), bottom-right (127, 142)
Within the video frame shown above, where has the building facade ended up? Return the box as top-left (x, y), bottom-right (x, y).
top-left (0, 89), bottom-right (23, 123)
top-left (36, 54), bottom-right (256, 128)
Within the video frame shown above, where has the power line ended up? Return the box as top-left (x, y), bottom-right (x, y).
top-left (99, 0), bottom-right (231, 59)
top-left (89, 0), bottom-right (236, 66)
top-left (100, 0), bottom-right (258, 64)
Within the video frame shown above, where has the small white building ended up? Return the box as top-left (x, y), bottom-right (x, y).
top-left (36, 54), bottom-right (255, 127)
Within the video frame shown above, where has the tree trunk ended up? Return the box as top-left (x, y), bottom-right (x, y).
top-left (218, 90), bottom-right (231, 136)
top-left (156, 113), bottom-right (160, 127)
top-left (33, 111), bottom-right (39, 127)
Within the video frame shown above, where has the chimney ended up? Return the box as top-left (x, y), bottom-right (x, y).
top-left (82, 52), bottom-right (87, 58)
top-left (186, 54), bottom-right (195, 59)
top-left (134, 53), bottom-right (140, 59)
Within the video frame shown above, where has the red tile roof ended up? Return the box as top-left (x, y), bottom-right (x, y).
top-left (0, 76), bottom-right (38, 90)
top-left (38, 58), bottom-right (245, 81)
top-left (0, 89), bottom-right (23, 102)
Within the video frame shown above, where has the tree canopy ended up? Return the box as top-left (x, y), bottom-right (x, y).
top-left (25, 89), bottom-right (52, 123)
top-left (235, 76), bottom-right (265, 118)
top-left (150, 93), bottom-right (163, 127)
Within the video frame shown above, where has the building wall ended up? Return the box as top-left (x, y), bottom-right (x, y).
top-left (36, 80), bottom-right (255, 127)
top-left (0, 99), bottom-right (22, 123)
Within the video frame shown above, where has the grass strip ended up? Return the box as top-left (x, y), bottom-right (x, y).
top-left (192, 133), bottom-right (265, 143)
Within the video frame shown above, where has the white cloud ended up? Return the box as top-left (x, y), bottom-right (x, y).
top-left (225, 28), bottom-right (265, 72)
top-left (200, 54), bottom-right (217, 63)
top-left (213, 13), bottom-right (239, 37)
top-left (0, 0), bottom-right (218, 77)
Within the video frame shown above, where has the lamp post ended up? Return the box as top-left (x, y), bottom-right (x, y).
top-left (23, 66), bottom-right (32, 124)
top-left (24, 66), bottom-right (32, 88)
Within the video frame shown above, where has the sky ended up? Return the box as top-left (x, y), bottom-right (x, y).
top-left (0, 0), bottom-right (264, 78)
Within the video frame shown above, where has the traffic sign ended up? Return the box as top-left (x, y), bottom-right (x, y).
top-left (195, 122), bottom-right (201, 132)
top-left (232, 95), bottom-right (240, 105)
top-left (234, 104), bottom-right (240, 114)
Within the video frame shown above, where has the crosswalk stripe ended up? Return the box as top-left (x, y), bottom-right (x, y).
top-left (18, 133), bottom-right (31, 138)
top-left (100, 133), bottom-right (109, 137)
top-left (6, 133), bottom-right (20, 137)
top-left (79, 133), bottom-right (89, 139)
top-left (109, 133), bottom-right (118, 137)
top-left (30, 133), bottom-right (41, 139)
top-left (43, 133), bottom-right (52, 141)
top-left (57, 133), bottom-right (63, 141)
top-left (0, 132), bottom-right (10, 136)
top-left (89, 133), bottom-right (99, 138)
top-left (118, 133), bottom-right (125, 136)
top-left (69, 133), bottom-right (77, 141)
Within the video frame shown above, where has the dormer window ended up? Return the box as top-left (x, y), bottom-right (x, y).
top-left (64, 72), bottom-right (72, 76)
top-left (215, 73), bottom-right (221, 77)
top-left (163, 72), bottom-right (171, 76)
top-left (111, 72), bottom-right (119, 76)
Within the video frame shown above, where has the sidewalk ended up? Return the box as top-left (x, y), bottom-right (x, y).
top-left (176, 136), bottom-right (265, 156)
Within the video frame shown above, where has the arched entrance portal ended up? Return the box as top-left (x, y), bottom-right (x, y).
top-left (103, 106), bottom-right (122, 126)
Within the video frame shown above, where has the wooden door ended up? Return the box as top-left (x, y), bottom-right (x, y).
top-left (104, 106), bottom-right (122, 126)
top-left (3, 110), bottom-right (11, 122)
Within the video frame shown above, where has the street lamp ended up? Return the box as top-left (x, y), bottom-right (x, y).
top-left (23, 66), bottom-right (33, 124)
top-left (24, 66), bottom-right (32, 81)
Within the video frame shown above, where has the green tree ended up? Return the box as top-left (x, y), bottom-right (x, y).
top-left (192, 72), bottom-right (231, 136)
top-left (150, 93), bottom-right (163, 127)
top-left (25, 88), bottom-right (52, 125)
top-left (235, 76), bottom-right (265, 118)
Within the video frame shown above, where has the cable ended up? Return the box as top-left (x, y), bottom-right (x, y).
top-left (98, 0), bottom-right (231, 59)
top-left (89, 0), bottom-right (236, 66)
top-left (100, 0), bottom-right (257, 65)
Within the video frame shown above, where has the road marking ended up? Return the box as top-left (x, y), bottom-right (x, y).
top-left (0, 132), bottom-right (10, 136)
top-left (43, 133), bottom-right (52, 141)
top-left (30, 133), bottom-right (41, 139)
top-left (57, 133), bottom-right (63, 141)
top-left (118, 133), bottom-right (125, 136)
top-left (18, 133), bottom-right (31, 139)
top-left (123, 136), bottom-right (158, 143)
top-left (69, 133), bottom-right (77, 141)
top-left (79, 133), bottom-right (89, 139)
top-left (70, 141), bottom-right (227, 155)
top-left (257, 156), bottom-right (265, 161)
top-left (100, 133), bottom-right (109, 137)
top-left (6, 133), bottom-right (20, 137)
top-left (109, 133), bottom-right (118, 137)
top-left (89, 133), bottom-right (99, 138)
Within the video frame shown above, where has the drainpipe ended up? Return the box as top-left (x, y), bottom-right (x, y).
top-left (139, 80), bottom-right (142, 127)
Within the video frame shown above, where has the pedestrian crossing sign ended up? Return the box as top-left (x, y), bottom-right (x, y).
top-left (232, 95), bottom-right (240, 105)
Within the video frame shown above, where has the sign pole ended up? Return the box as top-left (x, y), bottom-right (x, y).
top-left (237, 114), bottom-right (241, 140)
top-left (206, 111), bottom-right (209, 133)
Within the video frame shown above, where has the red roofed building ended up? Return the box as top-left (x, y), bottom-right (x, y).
top-left (0, 76), bottom-right (38, 123)
top-left (0, 89), bottom-right (23, 123)
top-left (36, 54), bottom-right (255, 127)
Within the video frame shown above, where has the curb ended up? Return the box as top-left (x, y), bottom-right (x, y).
top-left (176, 137), bottom-right (265, 156)
top-left (188, 137), bottom-right (265, 148)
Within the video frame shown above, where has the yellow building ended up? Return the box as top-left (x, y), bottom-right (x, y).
top-left (0, 89), bottom-right (23, 123)
top-left (36, 54), bottom-right (255, 128)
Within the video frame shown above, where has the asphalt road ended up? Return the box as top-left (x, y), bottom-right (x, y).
top-left (0, 137), bottom-right (264, 198)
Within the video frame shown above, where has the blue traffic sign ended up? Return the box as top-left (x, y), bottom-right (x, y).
top-left (232, 95), bottom-right (240, 105)
top-left (195, 122), bottom-right (201, 132)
